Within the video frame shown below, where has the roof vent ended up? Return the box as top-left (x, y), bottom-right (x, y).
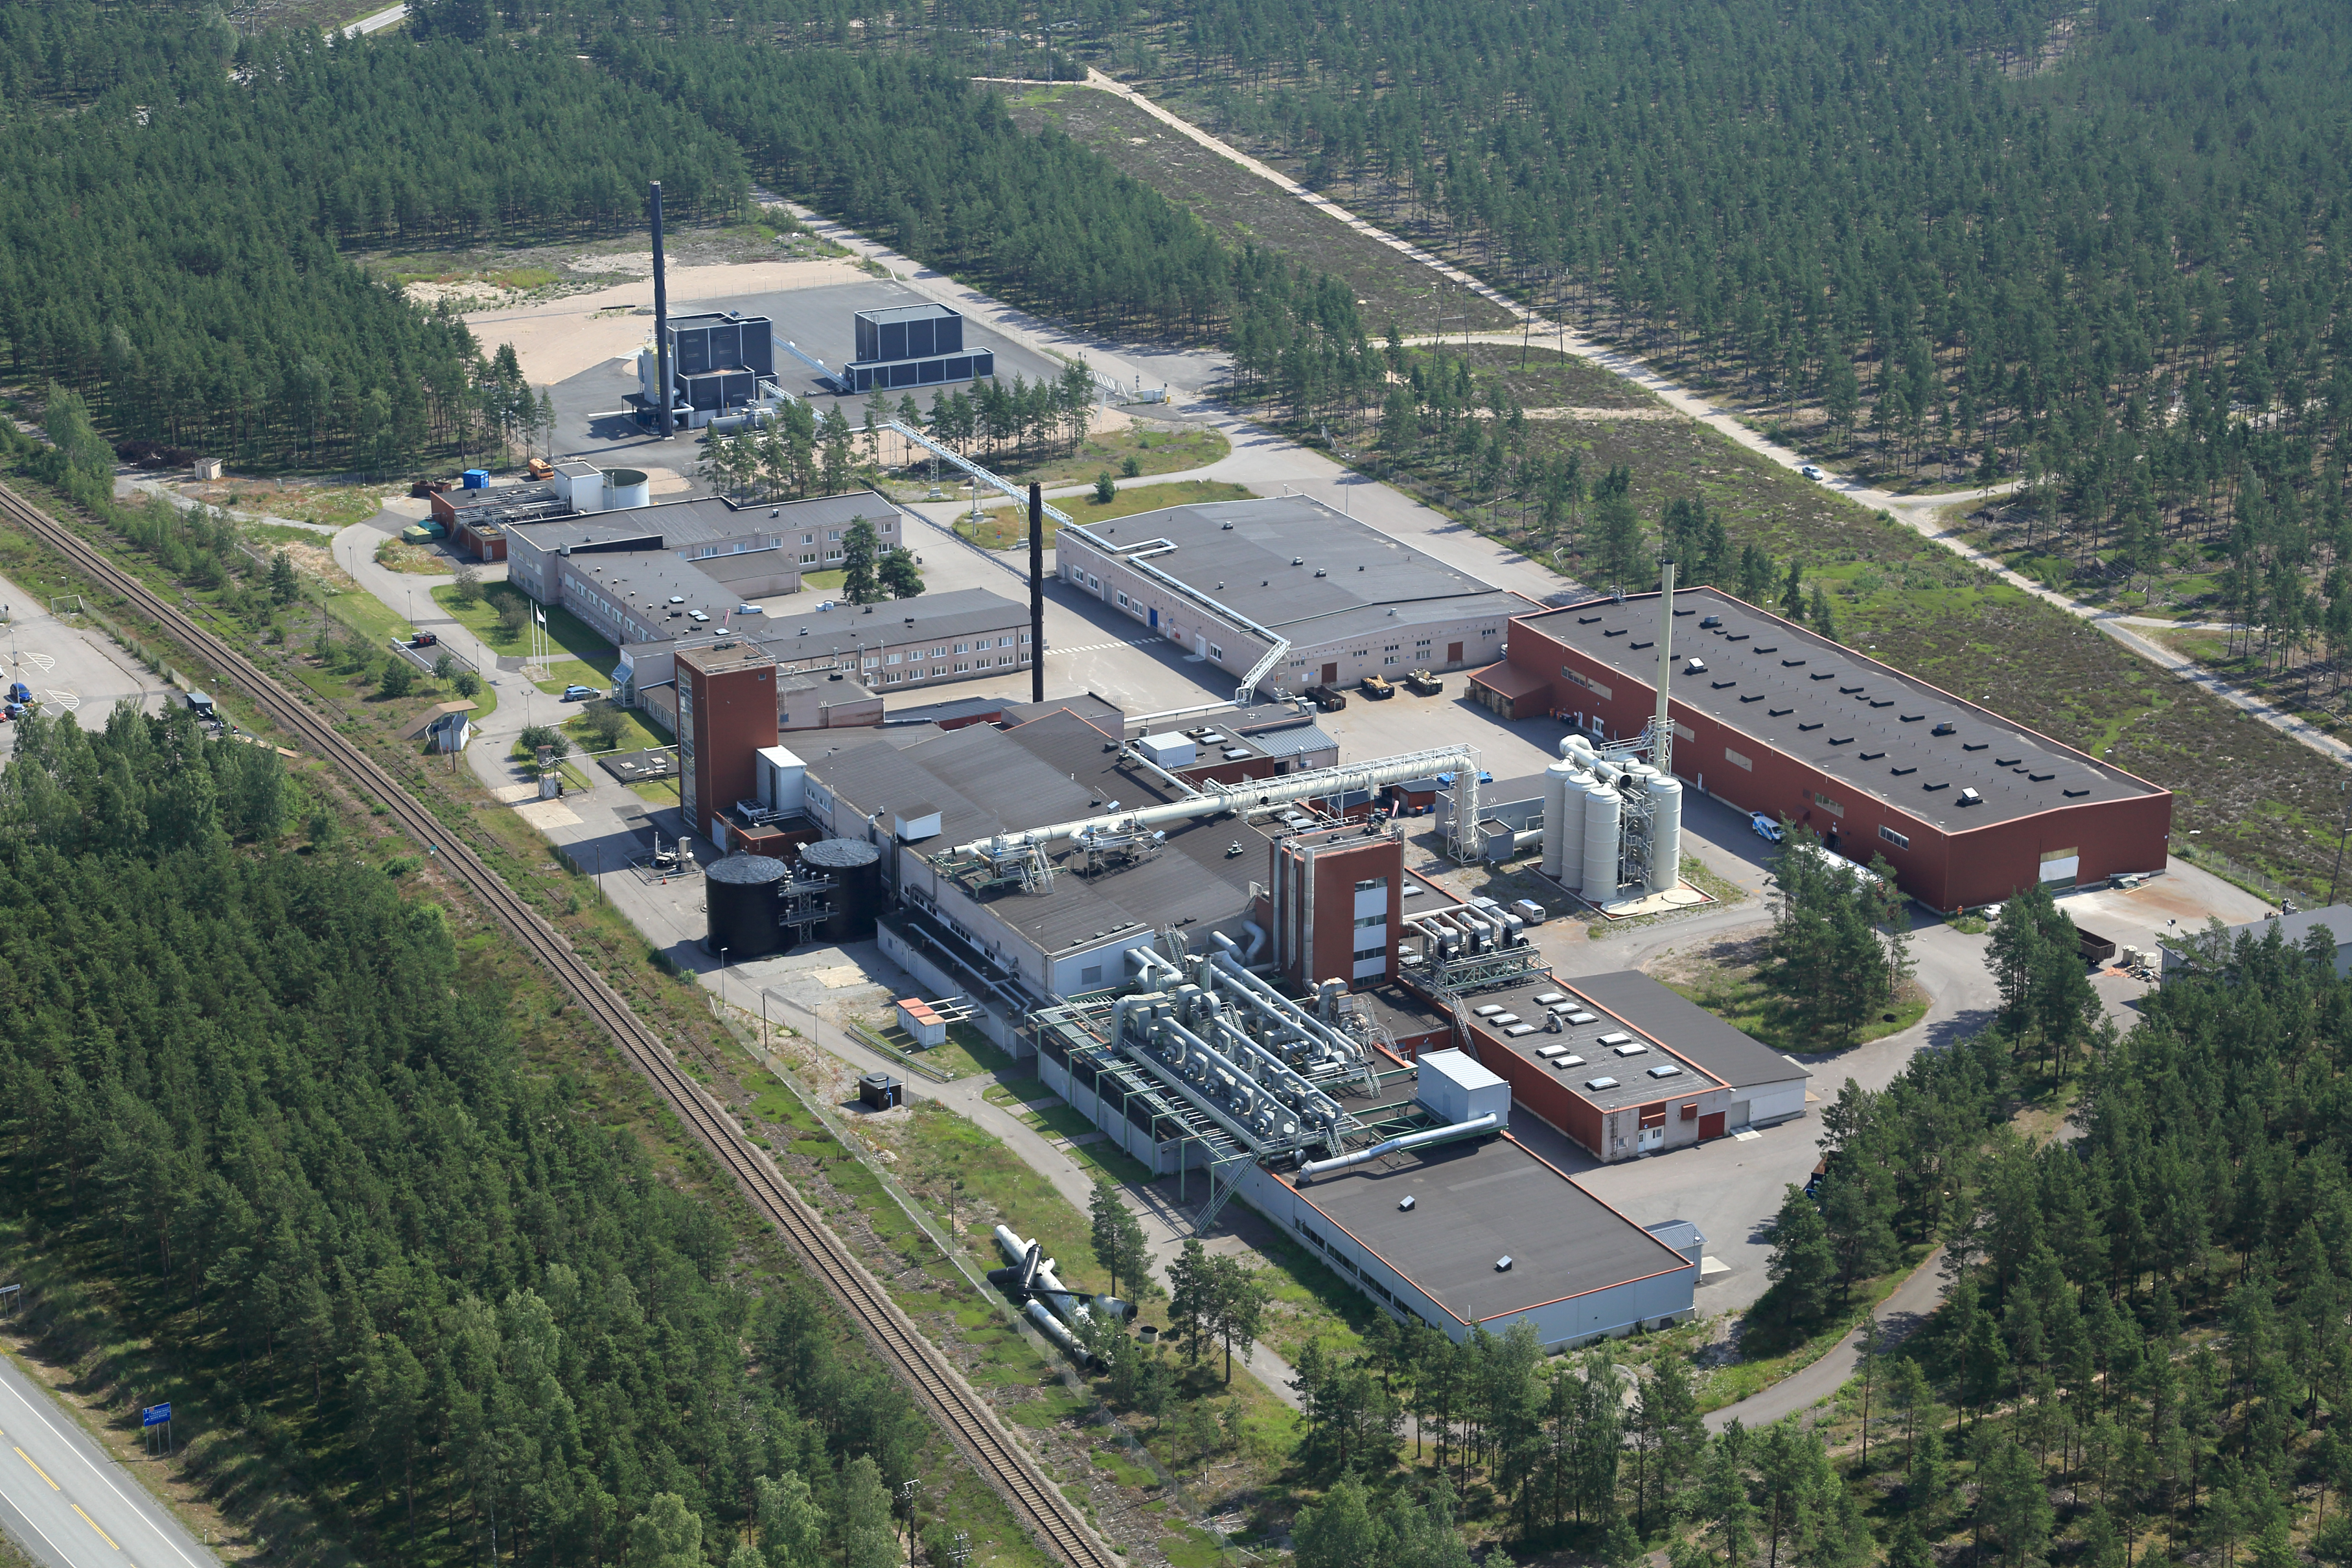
top-left (2029, 770), bottom-right (2056, 782)
top-left (1495, 1255), bottom-right (1514, 1272)
top-left (1891, 764), bottom-right (1916, 776)
top-left (1712, 678), bottom-right (1736, 689)
top-left (1769, 706), bottom-right (1793, 717)
top-left (1782, 658), bottom-right (1806, 667)
top-left (1292, 556), bottom-right (1304, 566)
top-left (1631, 639), bottom-right (1654, 650)
top-left (2064, 786), bottom-right (2091, 797)
top-left (1699, 616), bottom-right (1721, 628)
top-left (1357, 564), bottom-right (1366, 571)
top-left (1871, 698), bottom-right (1895, 708)
top-left (1811, 671), bottom-right (1836, 681)
top-left (1932, 721), bottom-right (1956, 736)
top-left (1646, 1064), bottom-right (1683, 1079)
top-left (1578, 614), bottom-right (1603, 624)
top-left (1753, 645), bottom-right (1777, 654)
top-left (1314, 568), bottom-right (1327, 577)
top-left (1996, 755), bottom-right (2022, 767)
top-left (1900, 713), bottom-right (1926, 722)
top-left (1606, 627), bottom-right (1630, 638)
top-left (1860, 749), bottom-right (1885, 761)
top-left (1963, 741), bottom-right (1988, 751)
top-left (1398, 1195), bottom-right (1416, 1211)
top-left (1584, 1076), bottom-right (1620, 1091)
top-left (1959, 787), bottom-right (1983, 805)
top-left (1830, 735), bottom-right (1854, 744)
top-left (1799, 721), bottom-right (1823, 732)
top-left (1924, 780), bottom-right (1950, 790)
top-left (1839, 684), bottom-right (1863, 695)
top-left (1685, 656), bottom-right (1707, 673)
top-left (1221, 521), bottom-right (1234, 529)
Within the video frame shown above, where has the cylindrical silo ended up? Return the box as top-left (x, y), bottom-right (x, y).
top-left (1579, 781), bottom-right (1622, 899)
top-left (1646, 775), bottom-right (1684, 895)
top-left (1550, 765), bottom-right (1591, 890)
top-left (802, 837), bottom-right (883, 941)
top-left (1541, 762), bottom-right (1571, 879)
top-left (706, 854), bottom-right (789, 959)
top-left (602, 467), bottom-right (652, 511)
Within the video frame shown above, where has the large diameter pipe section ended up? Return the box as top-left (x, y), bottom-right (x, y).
top-left (1295, 1113), bottom-right (1499, 1180)
top-left (1024, 1300), bottom-right (1103, 1372)
top-left (943, 744), bottom-right (1479, 857)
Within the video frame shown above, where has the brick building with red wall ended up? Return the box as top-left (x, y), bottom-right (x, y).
top-left (676, 641), bottom-right (779, 845)
top-left (1266, 827), bottom-right (1404, 988)
top-left (1470, 586), bottom-right (2171, 911)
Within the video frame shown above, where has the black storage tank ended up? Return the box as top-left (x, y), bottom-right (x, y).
top-left (706, 854), bottom-right (789, 959)
top-left (801, 837), bottom-right (882, 941)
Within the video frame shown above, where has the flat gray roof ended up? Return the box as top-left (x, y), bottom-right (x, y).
top-left (1524, 587), bottom-right (2165, 829)
top-left (1452, 974), bottom-right (1727, 1113)
top-left (809, 708), bottom-right (1270, 955)
top-left (857, 303), bottom-right (959, 325)
top-left (634, 586), bottom-right (1026, 660)
top-left (1293, 1134), bottom-right (1689, 1326)
top-left (1074, 498), bottom-right (1528, 640)
top-left (2217, 905), bottom-right (2352, 948)
top-left (1569, 971), bottom-right (1807, 1092)
top-left (520, 491), bottom-right (905, 557)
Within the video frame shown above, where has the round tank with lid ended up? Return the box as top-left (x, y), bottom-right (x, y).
top-left (602, 467), bottom-right (651, 510)
top-left (706, 853), bottom-right (789, 958)
top-left (1542, 759), bottom-right (1584, 882)
top-left (1645, 775), bottom-right (1684, 894)
top-left (1578, 781), bottom-right (1622, 899)
top-left (801, 837), bottom-right (883, 941)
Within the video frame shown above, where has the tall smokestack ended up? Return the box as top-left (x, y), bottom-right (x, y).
top-left (1028, 481), bottom-right (1045, 702)
top-left (650, 180), bottom-right (673, 438)
top-left (1654, 559), bottom-right (1677, 778)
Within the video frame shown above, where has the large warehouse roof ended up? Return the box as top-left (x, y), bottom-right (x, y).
top-left (1526, 587), bottom-right (2163, 829)
top-left (1293, 1135), bottom-right (1689, 1324)
top-left (805, 709), bottom-right (1270, 953)
top-left (1569, 971), bottom-right (1806, 1093)
top-left (1076, 498), bottom-right (1530, 640)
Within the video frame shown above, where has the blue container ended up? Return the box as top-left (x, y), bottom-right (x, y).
top-left (461, 468), bottom-right (489, 489)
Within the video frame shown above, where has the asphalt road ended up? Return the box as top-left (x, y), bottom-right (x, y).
top-left (0, 1353), bottom-right (218, 1568)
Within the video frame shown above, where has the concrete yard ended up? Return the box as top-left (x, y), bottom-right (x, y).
top-left (0, 569), bottom-right (173, 752)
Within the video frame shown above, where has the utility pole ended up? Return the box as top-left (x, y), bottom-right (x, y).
top-left (2329, 779), bottom-right (2351, 906)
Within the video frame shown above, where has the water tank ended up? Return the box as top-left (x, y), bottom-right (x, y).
top-left (706, 853), bottom-right (789, 959)
top-left (802, 837), bottom-right (883, 941)
top-left (1579, 781), bottom-right (1621, 899)
top-left (1646, 775), bottom-right (1684, 895)
top-left (603, 467), bottom-right (651, 511)
top-left (1543, 761), bottom-right (1587, 885)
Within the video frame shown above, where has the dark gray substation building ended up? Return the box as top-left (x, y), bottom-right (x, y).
top-left (845, 303), bottom-right (995, 393)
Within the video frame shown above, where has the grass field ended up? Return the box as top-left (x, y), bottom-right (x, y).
top-left (430, 581), bottom-right (616, 667)
top-left (179, 476), bottom-right (384, 529)
top-left (997, 87), bottom-right (1515, 339)
top-left (963, 479), bottom-right (1255, 548)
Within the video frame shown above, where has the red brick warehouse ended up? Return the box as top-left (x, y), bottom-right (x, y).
top-left (1470, 586), bottom-right (2172, 912)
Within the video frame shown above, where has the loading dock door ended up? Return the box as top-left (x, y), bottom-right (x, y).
top-left (1699, 1111), bottom-right (1725, 1138)
top-left (1320, 662), bottom-right (1338, 685)
top-left (2040, 848), bottom-right (2079, 887)
top-left (1447, 642), bottom-right (1463, 663)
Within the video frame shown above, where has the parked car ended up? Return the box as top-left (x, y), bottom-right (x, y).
top-left (560, 684), bottom-right (599, 702)
top-left (1751, 813), bottom-right (1784, 843)
top-left (1359, 673), bottom-right (1396, 699)
top-left (1799, 463), bottom-right (1826, 481)
top-left (1304, 685), bottom-right (1348, 711)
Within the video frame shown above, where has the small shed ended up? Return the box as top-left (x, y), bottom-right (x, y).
top-left (183, 689), bottom-right (215, 718)
top-left (190, 457), bottom-right (224, 480)
top-left (857, 1073), bottom-right (903, 1111)
top-left (895, 998), bottom-right (949, 1048)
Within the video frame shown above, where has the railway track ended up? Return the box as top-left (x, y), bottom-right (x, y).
top-left (0, 481), bottom-right (1120, 1568)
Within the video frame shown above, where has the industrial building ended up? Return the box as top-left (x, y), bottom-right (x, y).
top-left (844, 303), bottom-right (995, 393)
top-left (2163, 904), bottom-right (2352, 976)
top-left (1470, 585), bottom-right (2173, 911)
top-left (1027, 957), bottom-right (1698, 1347)
top-left (628, 588), bottom-right (1035, 733)
top-left (1054, 498), bottom-right (1531, 700)
top-left (679, 685), bottom-right (1804, 1339)
top-left (505, 490), bottom-right (911, 636)
top-left (634, 310), bottom-right (783, 430)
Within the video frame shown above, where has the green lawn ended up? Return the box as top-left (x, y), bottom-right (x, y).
top-left (325, 587), bottom-right (410, 645)
top-left (962, 480), bottom-right (1255, 549)
top-left (430, 582), bottom-right (616, 669)
top-left (563, 704), bottom-right (672, 754)
top-left (1662, 966), bottom-right (1929, 1057)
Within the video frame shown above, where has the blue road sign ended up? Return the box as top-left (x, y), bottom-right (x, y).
top-left (143, 1403), bottom-right (171, 1427)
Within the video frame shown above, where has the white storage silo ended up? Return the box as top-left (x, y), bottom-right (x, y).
top-left (1645, 774), bottom-right (1683, 894)
top-left (1578, 781), bottom-right (1621, 899)
top-left (1549, 764), bottom-right (1590, 889)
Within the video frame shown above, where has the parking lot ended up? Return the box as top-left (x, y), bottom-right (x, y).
top-left (0, 570), bottom-right (170, 751)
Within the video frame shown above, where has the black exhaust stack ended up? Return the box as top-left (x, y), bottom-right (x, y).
top-left (1028, 480), bottom-right (1044, 702)
top-left (650, 180), bottom-right (673, 438)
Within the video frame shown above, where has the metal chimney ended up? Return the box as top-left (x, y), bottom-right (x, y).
top-left (650, 180), bottom-right (673, 438)
top-left (1653, 559), bottom-right (1677, 778)
top-left (1028, 480), bottom-right (1045, 702)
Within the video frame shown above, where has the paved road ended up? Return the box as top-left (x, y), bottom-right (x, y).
top-left (1703, 1248), bottom-right (1950, 1433)
top-left (339, 2), bottom-right (406, 35)
top-left (0, 1352), bottom-right (218, 1568)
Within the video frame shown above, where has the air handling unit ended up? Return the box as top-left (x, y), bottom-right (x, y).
top-left (844, 304), bottom-right (994, 393)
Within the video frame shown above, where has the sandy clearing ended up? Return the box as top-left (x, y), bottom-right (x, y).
top-left (461, 258), bottom-right (873, 385)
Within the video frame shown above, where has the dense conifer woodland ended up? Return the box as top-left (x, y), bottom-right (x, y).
top-left (0, 707), bottom-right (931, 1565)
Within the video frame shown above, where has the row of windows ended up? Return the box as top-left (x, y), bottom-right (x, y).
top-left (1880, 824), bottom-right (1910, 849)
top-left (876, 654), bottom-right (1026, 684)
